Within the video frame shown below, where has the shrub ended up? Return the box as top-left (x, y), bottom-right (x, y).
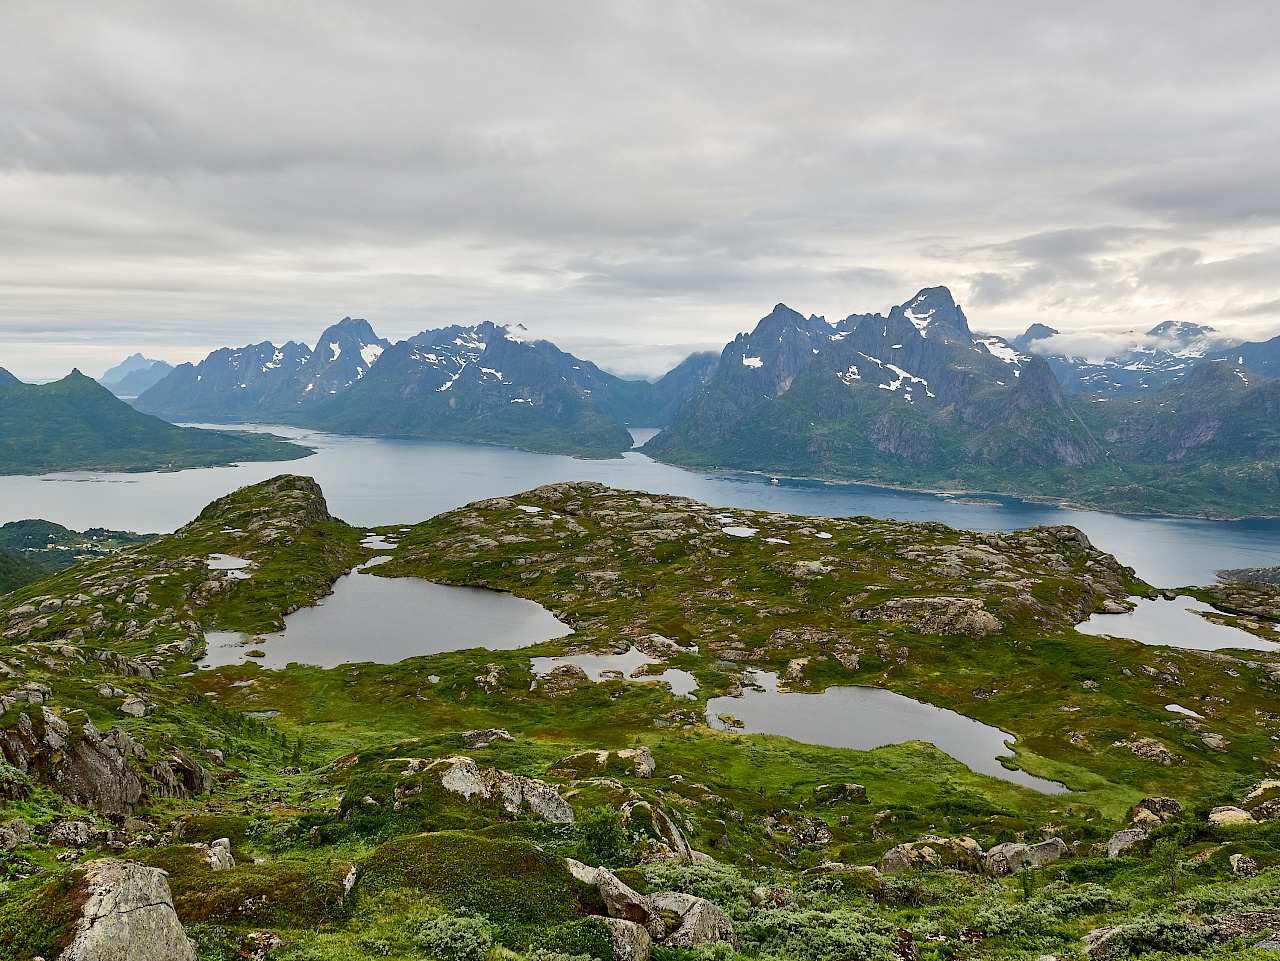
top-left (578, 806), bottom-right (627, 866)
top-left (414, 912), bottom-right (493, 961)
top-left (536, 917), bottom-right (615, 961)
top-left (357, 831), bottom-right (583, 928)
top-left (1106, 915), bottom-right (1208, 956)
top-left (644, 861), bottom-right (754, 906)
top-left (739, 907), bottom-right (899, 961)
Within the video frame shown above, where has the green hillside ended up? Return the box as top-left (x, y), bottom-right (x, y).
top-left (0, 369), bottom-right (310, 474)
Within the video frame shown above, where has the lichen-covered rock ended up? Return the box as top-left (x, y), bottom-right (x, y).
top-left (880, 835), bottom-right (982, 874)
top-left (867, 596), bottom-right (1003, 637)
top-left (208, 838), bottom-right (234, 870)
top-left (51, 820), bottom-right (96, 847)
top-left (542, 663), bottom-right (590, 695)
top-left (1106, 828), bottom-right (1147, 857)
top-left (1242, 779), bottom-right (1280, 820)
top-left (434, 756), bottom-right (574, 823)
top-left (1231, 854), bottom-right (1258, 876)
top-left (750, 886), bottom-right (799, 908)
top-left (616, 746), bottom-right (656, 778)
top-left (597, 867), bottom-right (667, 940)
top-left (651, 891), bottom-right (739, 948)
top-left (460, 728), bottom-right (515, 749)
top-left (1208, 806), bottom-right (1256, 826)
top-left (60, 859), bottom-right (196, 961)
top-left (1130, 797), bottom-right (1182, 829)
top-left (0, 816), bottom-right (31, 851)
top-left (601, 917), bottom-right (652, 961)
top-left (984, 838), bottom-right (1067, 876)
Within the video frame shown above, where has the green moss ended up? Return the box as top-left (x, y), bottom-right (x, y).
top-left (0, 871), bottom-right (86, 961)
top-left (356, 831), bottom-right (585, 928)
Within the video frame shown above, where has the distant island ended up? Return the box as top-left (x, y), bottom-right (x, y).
top-left (0, 368), bottom-right (310, 475)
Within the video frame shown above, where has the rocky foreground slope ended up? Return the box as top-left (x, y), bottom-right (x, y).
top-left (0, 476), bottom-right (1278, 959)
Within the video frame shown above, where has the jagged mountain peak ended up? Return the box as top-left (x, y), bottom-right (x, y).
top-left (892, 286), bottom-right (972, 342)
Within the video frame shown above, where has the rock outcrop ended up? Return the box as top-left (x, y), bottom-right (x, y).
top-left (984, 837), bottom-right (1066, 876)
top-left (60, 859), bottom-right (197, 961)
top-left (0, 711), bottom-right (143, 815)
top-left (602, 917), bottom-right (653, 961)
top-left (434, 756), bottom-right (575, 823)
top-left (597, 868), bottom-right (667, 940)
top-left (574, 863), bottom-right (739, 952)
top-left (651, 891), bottom-right (740, 948)
top-left (1106, 828), bottom-right (1147, 857)
top-left (880, 835), bottom-right (983, 874)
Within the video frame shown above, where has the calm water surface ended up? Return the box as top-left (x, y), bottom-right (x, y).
top-left (706, 671), bottom-right (1067, 794)
top-left (200, 571), bottom-right (572, 669)
top-left (0, 425), bottom-right (1278, 586)
top-left (1076, 595), bottom-right (1279, 652)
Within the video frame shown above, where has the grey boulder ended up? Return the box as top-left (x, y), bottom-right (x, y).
top-left (60, 858), bottom-right (197, 961)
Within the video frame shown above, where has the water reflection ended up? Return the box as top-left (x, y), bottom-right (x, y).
top-left (200, 571), bottom-right (572, 669)
top-left (705, 671), bottom-right (1067, 794)
top-left (1075, 595), bottom-right (1278, 652)
top-left (1, 424), bottom-right (1279, 586)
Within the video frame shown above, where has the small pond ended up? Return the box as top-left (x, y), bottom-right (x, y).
top-left (200, 570), bottom-right (572, 669)
top-left (530, 647), bottom-right (699, 698)
top-left (1075, 595), bottom-right (1278, 652)
top-left (705, 671), bottom-right (1067, 794)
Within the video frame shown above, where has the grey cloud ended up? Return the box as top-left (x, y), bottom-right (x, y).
top-left (4, 2), bottom-right (1280, 379)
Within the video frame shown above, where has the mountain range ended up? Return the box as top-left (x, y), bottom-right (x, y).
top-left (644, 287), bottom-right (1280, 517)
top-left (134, 318), bottom-right (719, 457)
top-left (108, 289), bottom-right (1280, 515)
top-left (98, 353), bottom-right (174, 397)
top-left (1015, 320), bottom-right (1280, 393)
top-left (0, 369), bottom-right (309, 474)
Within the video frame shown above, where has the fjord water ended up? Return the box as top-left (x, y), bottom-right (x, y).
top-left (1, 425), bottom-right (1279, 586)
top-left (706, 672), bottom-right (1068, 794)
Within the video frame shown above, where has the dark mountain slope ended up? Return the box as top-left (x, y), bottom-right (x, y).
top-left (0, 371), bottom-right (307, 474)
top-left (647, 288), bottom-right (1280, 516)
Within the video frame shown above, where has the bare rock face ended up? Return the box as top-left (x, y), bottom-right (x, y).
top-left (616, 747), bottom-right (656, 778)
top-left (434, 756), bottom-right (575, 823)
top-left (149, 749), bottom-right (213, 800)
top-left (650, 891), bottom-right (739, 949)
top-left (1242, 779), bottom-right (1280, 820)
top-left (596, 867), bottom-right (668, 940)
top-left (60, 859), bottom-right (196, 961)
top-left (601, 917), bottom-right (652, 961)
top-left (0, 712), bottom-right (143, 816)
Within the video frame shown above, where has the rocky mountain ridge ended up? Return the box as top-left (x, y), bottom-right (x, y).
top-left (135, 318), bottom-right (718, 458)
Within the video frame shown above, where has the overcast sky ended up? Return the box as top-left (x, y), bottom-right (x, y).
top-left (4, 2), bottom-right (1280, 380)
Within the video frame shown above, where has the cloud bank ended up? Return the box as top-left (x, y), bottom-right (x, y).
top-left (3, 2), bottom-right (1280, 379)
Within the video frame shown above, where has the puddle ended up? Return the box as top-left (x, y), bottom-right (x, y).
top-left (361, 534), bottom-right (398, 550)
top-left (531, 647), bottom-right (699, 698)
top-left (200, 571), bottom-right (572, 669)
top-left (207, 554), bottom-right (252, 578)
top-left (1076, 595), bottom-right (1278, 652)
top-left (705, 671), bottom-right (1067, 794)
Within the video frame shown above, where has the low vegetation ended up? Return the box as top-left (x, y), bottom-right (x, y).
top-left (1, 476), bottom-right (1278, 959)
